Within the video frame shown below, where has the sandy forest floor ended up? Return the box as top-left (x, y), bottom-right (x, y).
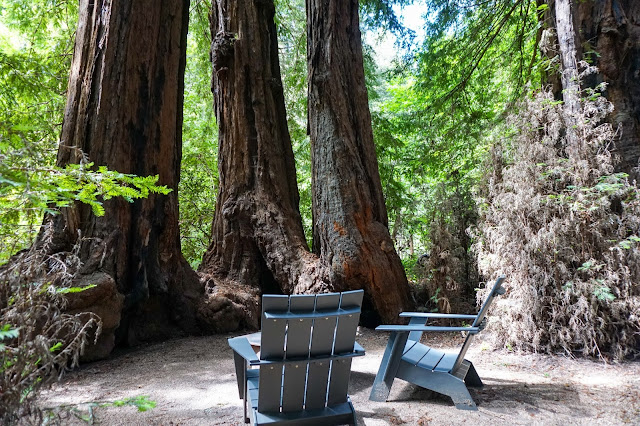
top-left (39, 328), bottom-right (640, 425)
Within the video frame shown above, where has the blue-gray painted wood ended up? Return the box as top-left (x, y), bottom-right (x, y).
top-left (228, 290), bottom-right (364, 425)
top-left (282, 296), bottom-right (314, 412)
top-left (376, 325), bottom-right (480, 333)
top-left (407, 316), bottom-right (426, 343)
top-left (328, 357), bottom-right (352, 405)
top-left (451, 275), bottom-right (505, 374)
top-left (260, 295), bottom-right (289, 360)
top-left (369, 276), bottom-right (506, 410)
top-left (400, 313), bottom-right (478, 319)
top-left (306, 293), bottom-right (340, 411)
top-left (305, 360), bottom-right (330, 411)
top-left (369, 330), bottom-right (409, 402)
top-left (333, 291), bottom-right (364, 354)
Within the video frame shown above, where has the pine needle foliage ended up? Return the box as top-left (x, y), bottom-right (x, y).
top-left (476, 70), bottom-right (640, 361)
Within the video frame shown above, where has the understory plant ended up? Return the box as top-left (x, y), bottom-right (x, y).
top-left (1, 236), bottom-right (102, 424)
top-left (0, 143), bottom-right (170, 422)
top-left (418, 181), bottom-right (478, 314)
top-left (476, 70), bottom-right (640, 360)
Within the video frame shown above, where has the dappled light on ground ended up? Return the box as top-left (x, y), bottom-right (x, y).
top-left (39, 328), bottom-right (639, 425)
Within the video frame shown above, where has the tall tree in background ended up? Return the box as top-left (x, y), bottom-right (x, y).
top-left (200, 0), bottom-right (324, 330)
top-left (544, 0), bottom-right (640, 177)
top-left (307, 0), bottom-right (410, 323)
top-left (33, 0), bottom-right (201, 358)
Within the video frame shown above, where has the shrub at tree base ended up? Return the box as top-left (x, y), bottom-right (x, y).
top-left (0, 240), bottom-right (101, 425)
top-left (477, 79), bottom-right (640, 361)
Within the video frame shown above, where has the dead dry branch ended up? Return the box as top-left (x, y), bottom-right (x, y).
top-left (476, 74), bottom-right (640, 361)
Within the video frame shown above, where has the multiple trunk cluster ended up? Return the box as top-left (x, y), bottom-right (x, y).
top-left (199, 0), bottom-right (410, 331)
top-left (31, 0), bottom-right (411, 357)
top-left (21, 0), bottom-right (640, 358)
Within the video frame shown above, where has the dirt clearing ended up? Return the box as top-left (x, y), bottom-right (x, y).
top-left (39, 328), bottom-right (640, 425)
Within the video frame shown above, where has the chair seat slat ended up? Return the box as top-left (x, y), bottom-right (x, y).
top-left (402, 341), bottom-right (430, 365)
top-left (433, 353), bottom-right (457, 373)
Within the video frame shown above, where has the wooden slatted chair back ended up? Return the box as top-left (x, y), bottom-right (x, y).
top-left (257, 290), bottom-right (364, 414)
top-left (451, 275), bottom-right (506, 373)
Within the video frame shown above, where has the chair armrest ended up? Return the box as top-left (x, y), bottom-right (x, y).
top-left (228, 336), bottom-right (261, 365)
top-left (375, 325), bottom-right (480, 334)
top-left (399, 312), bottom-right (477, 320)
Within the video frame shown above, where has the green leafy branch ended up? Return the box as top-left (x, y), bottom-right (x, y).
top-left (0, 161), bottom-right (172, 218)
top-left (44, 395), bottom-right (156, 425)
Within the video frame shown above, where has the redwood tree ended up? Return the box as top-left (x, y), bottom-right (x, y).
top-left (544, 0), bottom-right (640, 178)
top-left (35, 0), bottom-right (201, 358)
top-left (200, 0), bottom-right (410, 327)
top-left (199, 0), bottom-right (325, 331)
top-left (306, 0), bottom-right (411, 323)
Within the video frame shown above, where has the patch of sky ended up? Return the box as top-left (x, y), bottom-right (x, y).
top-left (363, 2), bottom-right (429, 69)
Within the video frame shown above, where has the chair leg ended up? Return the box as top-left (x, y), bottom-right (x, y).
top-left (463, 361), bottom-right (483, 388)
top-left (448, 381), bottom-right (477, 410)
top-left (348, 399), bottom-right (358, 426)
top-left (243, 379), bottom-right (249, 423)
top-left (369, 331), bottom-right (409, 402)
top-left (233, 352), bottom-right (247, 399)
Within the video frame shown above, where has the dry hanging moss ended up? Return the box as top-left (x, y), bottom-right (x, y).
top-left (476, 70), bottom-right (640, 361)
top-left (0, 225), bottom-right (102, 424)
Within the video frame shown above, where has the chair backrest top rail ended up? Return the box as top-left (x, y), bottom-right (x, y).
top-left (263, 305), bottom-right (361, 320)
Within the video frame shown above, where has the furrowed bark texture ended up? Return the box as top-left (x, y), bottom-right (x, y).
top-left (545, 0), bottom-right (640, 179)
top-left (307, 0), bottom-right (411, 324)
top-left (40, 0), bottom-right (201, 359)
top-left (199, 0), bottom-right (325, 331)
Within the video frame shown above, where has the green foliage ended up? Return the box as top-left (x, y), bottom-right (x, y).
top-left (0, 324), bottom-right (20, 349)
top-left (0, 0), bottom-right (78, 261)
top-left (1, 273), bottom-right (102, 424)
top-left (55, 285), bottom-right (97, 294)
top-left (108, 395), bottom-right (156, 412)
top-left (274, 0), bottom-right (313, 245)
top-left (44, 395), bottom-right (156, 424)
top-left (0, 155), bottom-right (172, 262)
top-left (180, 1), bottom-right (218, 267)
top-left (360, 0), bottom-right (417, 49)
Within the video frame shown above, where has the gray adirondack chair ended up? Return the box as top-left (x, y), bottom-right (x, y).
top-left (369, 276), bottom-right (506, 410)
top-left (228, 290), bottom-right (365, 425)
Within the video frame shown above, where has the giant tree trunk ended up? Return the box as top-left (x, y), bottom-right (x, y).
top-left (198, 0), bottom-right (325, 331)
top-left (545, 0), bottom-right (640, 179)
top-left (36, 0), bottom-right (201, 359)
top-left (306, 0), bottom-right (411, 324)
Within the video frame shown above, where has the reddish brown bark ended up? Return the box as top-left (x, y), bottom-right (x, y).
top-left (306, 0), bottom-right (411, 324)
top-left (38, 0), bottom-right (201, 358)
top-left (198, 0), bottom-right (325, 331)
